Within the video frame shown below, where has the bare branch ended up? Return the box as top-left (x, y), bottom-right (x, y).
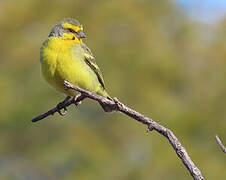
top-left (31, 93), bottom-right (85, 122)
top-left (31, 81), bottom-right (204, 180)
top-left (215, 135), bottom-right (226, 153)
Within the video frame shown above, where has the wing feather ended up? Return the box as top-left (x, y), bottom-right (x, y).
top-left (81, 43), bottom-right (106, 89)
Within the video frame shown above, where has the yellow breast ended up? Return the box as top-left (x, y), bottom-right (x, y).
top-left (40, 37), bottom-right (100, 96)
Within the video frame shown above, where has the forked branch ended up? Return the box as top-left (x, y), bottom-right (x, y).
top-left (31, 81), bottom-right (204, 180)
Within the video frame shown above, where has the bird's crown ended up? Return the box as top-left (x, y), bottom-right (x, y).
top-left (48, 18), bottom-right (86, 41)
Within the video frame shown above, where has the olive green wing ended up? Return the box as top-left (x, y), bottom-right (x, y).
top-left (81, 43), bottom-right (106, 89)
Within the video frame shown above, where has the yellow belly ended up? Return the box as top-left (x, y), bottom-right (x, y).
top-left (40, 37), bottom-right (101, 96)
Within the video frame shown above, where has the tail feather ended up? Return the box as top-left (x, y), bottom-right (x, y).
top-left (99, 89), bottom-right (112, 100)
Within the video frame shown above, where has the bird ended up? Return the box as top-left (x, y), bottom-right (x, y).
top-left (40, 18), bottom-right (111, 115)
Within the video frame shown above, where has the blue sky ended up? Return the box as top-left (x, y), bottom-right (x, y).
top-left (176, 0), bottom-right (226, 22)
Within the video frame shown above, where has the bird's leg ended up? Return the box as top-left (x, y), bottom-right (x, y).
top-left (73, 93), bottom-right (86, 106)
top-left (56, 96), bottom-right (71, 116)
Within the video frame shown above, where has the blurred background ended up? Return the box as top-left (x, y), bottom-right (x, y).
top-left (0, 0), bottom-right (226, 179)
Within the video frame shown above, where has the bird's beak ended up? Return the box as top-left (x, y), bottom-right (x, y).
top-left (76, 30), bottom-right (86, 39)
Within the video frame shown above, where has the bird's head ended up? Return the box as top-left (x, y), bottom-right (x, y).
top-left (49, 18), bottom-right (86, 43)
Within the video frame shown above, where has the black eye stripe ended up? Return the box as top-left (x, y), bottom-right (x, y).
top-left (68, 28), bottom-right (76, 33)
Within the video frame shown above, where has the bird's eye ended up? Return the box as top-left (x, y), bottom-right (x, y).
top-left (68, 28), bottom-right (75, 33)
top-left (72, 36), bottom-right (75, 40)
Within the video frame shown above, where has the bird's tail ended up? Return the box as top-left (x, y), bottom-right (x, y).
top-left (98, 90), bottom-right (115, 112)
top-left (99, 89), bottom-right (112, 100)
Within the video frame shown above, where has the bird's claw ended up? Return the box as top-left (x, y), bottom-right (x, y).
top-left (56, 102), bottom-right (68, 116)
top-left (146, 125), bottom-right (154, 132)
top-left (74, 101), bottom-right (82, 106)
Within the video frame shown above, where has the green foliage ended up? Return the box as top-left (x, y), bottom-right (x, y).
top-left (0, 0), bottom-right (226, 179)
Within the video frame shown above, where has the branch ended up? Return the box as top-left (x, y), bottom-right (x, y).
top-left (31, 81), bottom-right (204, 180)
top-left (215, 135), bottom-right (226, 153)
top-left (31, 93), bottom-right (85, 122)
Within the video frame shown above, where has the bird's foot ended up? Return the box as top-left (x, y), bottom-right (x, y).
top-left (56, 103), bottom-right (67, 116)
top-left (73, 93), bottom-right (86, 107)
top-left (74, 101), bottom-right (82, 106)
top-left (56, 96), bottom-right (71, 116)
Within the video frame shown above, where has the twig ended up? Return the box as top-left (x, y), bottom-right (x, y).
top-left (215, 135), bottom-right (226, 153)
top-left (31, 93), bottom-right (85, 122)
top-left (31, 81), bottom-right (204, 180)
